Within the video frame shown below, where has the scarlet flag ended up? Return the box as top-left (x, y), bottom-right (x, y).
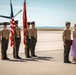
top-left (23, 0), bottom-right (27, 45)
top-left (10, 0), bottom-right (15, 47)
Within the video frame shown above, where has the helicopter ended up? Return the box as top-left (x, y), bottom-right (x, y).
top-left (0, 9), bottom-right (22, 26)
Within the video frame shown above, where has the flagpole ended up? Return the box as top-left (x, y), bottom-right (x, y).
top-left (10, 0), bottom-right (17, 59)
top-left (10, 0), bottom-right (12, 4)
top-left (14, 30), bottom-right (17, 59)
top-left (11, 0), bottom-right (16, 59)
top-left (23, 0), bottom-right (28, 57)
top-left (24, 0), bottom-right (26, 48)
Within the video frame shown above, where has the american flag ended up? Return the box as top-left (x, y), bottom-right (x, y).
top-left (23, 0), bottom-right (27, 45)
top-left (10, 0), bottom-right (15, 47)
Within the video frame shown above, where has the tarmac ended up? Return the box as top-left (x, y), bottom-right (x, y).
top-left (0, 50), bottom-right (76, 75)
top-left (0, 31), bottom-right (76, 75)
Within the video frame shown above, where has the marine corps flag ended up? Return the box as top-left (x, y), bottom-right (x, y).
top-left (23, 0), bottom-right (27, 45)
top-left (10, 0), bottom-right (15, 47)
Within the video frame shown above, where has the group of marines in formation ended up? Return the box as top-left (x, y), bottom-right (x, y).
top-left (0, 20), bottom-right (73, 63)
top-left (0, 21), bottom-right (37, 60)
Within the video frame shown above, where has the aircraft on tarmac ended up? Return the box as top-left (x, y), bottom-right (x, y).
top-left (0, 9), bottom-right (22, 26)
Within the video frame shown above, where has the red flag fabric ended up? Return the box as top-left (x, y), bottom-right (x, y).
top-left (10, 0), bottom-right (16, 47)
top-left (23, 0), bottom-right (27, 45)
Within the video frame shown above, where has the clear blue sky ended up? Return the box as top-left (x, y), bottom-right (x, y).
top-left (0, 0), bottom-right (76, 27)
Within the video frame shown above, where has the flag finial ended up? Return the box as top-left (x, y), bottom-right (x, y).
top-left (24, 0), bottom-right (26, 2)
top-left (10, 0), bottom-right (12, 3)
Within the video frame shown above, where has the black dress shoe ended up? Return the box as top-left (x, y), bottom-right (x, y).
top-left (4, 58), bottom-right (10, 60)
top-left (32, 55), bottom-right (37, 57)
top-left (6, 58), bottom-right (10, 60)
top-left (26, 56), bottom-right (31, 58)
top-left (1, 58), bottom-right (5, 60)
top-left (14, 56), bottom-right (17, 59)
top-left (14, 56), bottom-right (21, 59)
top-left (17, 56), bottom-right (22, 59)
top-left (67, 61), bottom-right (71, 63)
top-left (64, 61), bottom-right (71, 63)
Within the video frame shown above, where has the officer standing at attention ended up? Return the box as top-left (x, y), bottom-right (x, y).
top-left (13, 21), bottom-right (21, 59)
top-left (31, 21), bottom-right (37, 57)
top-left (62, 22), bottom-right (72, 63)
top-left (0, 23), bottom-right (10, 60)
top-left (25, 22), bottom-right (31, 58)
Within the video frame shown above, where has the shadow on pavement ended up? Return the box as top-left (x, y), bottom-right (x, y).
top-left (8, 58), bottom-right (38, 62)
top-left (6, 56), bottom-right (56, 62)
top-left (8, 59), bottom-right (26, 62)
top-left (35, 56), bottom-right (57, 61)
